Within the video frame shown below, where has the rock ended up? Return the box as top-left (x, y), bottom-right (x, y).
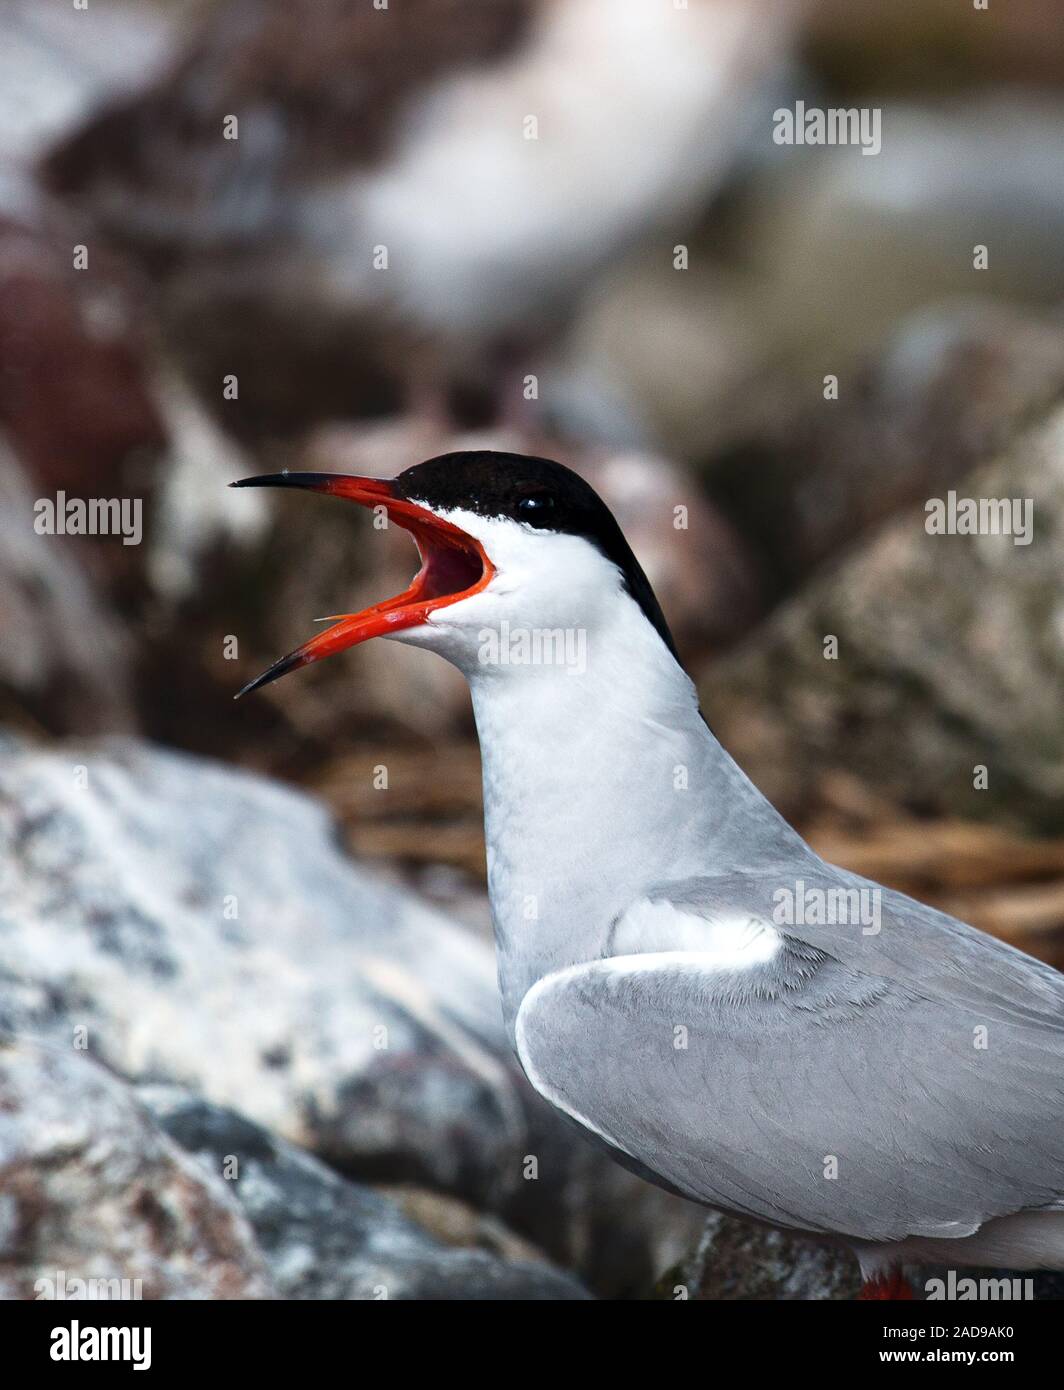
top-left (375, 1183), bottom-right (549, 1265)
top-left (572, 446), bottom-right (761, 651)
top-left (659, 1213), bottom-right (860, 1301)
top-left (703, 303), bottom-right (1064, 602)
top-left (0, 0), bottom-right (175, 166)
top-left (805, 0), bottom-right (1064, 91)
top-left (0, 438), bottom-right (137, 734)
top-left (0, 1037), bottom-right (273, 1300)
top-left (736, 95), bottom-right (1064, 376)
top-left (0, 190), bottom-right (172, 739)
top-left (666, 1211), bottom-right (1064, 1302)
top-left (0, 736), bottom-right (699, 1289)
top-left (0, 736), bottom-right (521, 1194)
top-left (586, 96), bottom-right (1064, 463)
top-left (141, 1087), bottom-right (589, 1299)
top-left (0, 1036), bottom-right (585, 1301)
top-left (698, 396), bottom-right (1064, 833)
top-left (145, 368), bottom-right (270, 604)
top-left (0, 206), bottom-right (165, 503)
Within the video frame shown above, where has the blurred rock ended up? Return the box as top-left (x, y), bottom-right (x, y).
top-left (662, 1211), bottom-right (1064, 1301)
top-left (142, 1087), bottom-right (589, 1299)
top-left (0, 191), bottom-right (168, 714)
top-left (585, 97), bottom-right (1064, 462)
top-left (0, 736), bottom-right (699, 1289)
top-left (0, 0), bottom-right (177, 166)
top-left (377, 1183), bottom-right (548, 1264)
top-left (664, 1209), bottom-right (1064, 1301)
top-left (0, 205), bottom-right (165, 511)
top-left (0, 1037), bottom-right (273, 1300)
top-left (0, 737), bottom-right (521, 1195)
top-left (574, 446), bottom-right (761, 650)
top-left (699, 396), bottom-right (1064, 834)
top-left (146, 368), bottom-right (270, 603)
top-left (658, 1213), bottom-right (859, 1301)
top-left (806, 0), bottom-right (1064, 90)
top-left (0, 437), bottom-right (137, 733)
top-left (704, 302), bottom-right (1064, 600)
top-left (745, 97), bottom-right (1064, 366)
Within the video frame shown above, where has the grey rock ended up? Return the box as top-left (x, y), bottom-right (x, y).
top-left (0, 442), bottom-right (137, 733)
top-left (667, 1213), bottom-right (1064, 1302)
top-left (0, 0), bottom-right (175, 166)
top-left (660, 1213), bottom-right (860, 1301)
top-left (374, 1183), bottom-right (550, 1265)
top-left (0, 1037), bottom-right (273, 1300)
top-left (593, 97), bottom-right (1064, 462)
top-left (0, 736), bottom-right (524, 1195)
top-left (704, 303), bottom-right (1064, 603)
top-left (141, 1086), bottom-right (589, 1300)
top-left (0, 737), bottom-right (699, 1287)
top-left (699, 396), bottom-right (1064, 833)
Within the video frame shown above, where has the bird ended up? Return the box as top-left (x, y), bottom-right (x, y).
top-left (43, 0), bottom-right (792, 436)
top-left (232, 450), bottom-right (1064, 1298)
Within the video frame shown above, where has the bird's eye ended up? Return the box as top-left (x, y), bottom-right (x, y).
top-left (516, 493), bottom-right (553, 519)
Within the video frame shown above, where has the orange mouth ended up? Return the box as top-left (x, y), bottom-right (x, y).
top-left (230, 472), bottom-right (493, 698)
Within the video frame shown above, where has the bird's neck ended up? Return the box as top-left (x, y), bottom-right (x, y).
top-left (466, 597), bottom-right (805, 1031)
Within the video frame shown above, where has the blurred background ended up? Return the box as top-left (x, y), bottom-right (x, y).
top-left (2, 0), bottom-right (1064, 1301)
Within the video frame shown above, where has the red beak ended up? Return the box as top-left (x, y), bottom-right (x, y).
top-left (230, 472), bottom-right (493, 698)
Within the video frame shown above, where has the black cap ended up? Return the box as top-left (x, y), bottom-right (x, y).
top-left (396, 452), bottom-right (679, 660)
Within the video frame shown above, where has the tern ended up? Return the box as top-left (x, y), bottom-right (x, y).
top-left (46, 0), bottom-right (789, 432)
top-left (233, 451), bottom-right (1064, 1298)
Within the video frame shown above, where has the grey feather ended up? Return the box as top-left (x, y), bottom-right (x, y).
top-left (516, 864), bottom-right (1064, 1244)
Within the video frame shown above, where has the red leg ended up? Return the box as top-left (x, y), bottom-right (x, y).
top-left (859, 1269), bottom-right (915, 1300)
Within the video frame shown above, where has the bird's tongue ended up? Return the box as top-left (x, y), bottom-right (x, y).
top-left (230, 472), bottom-right (492, 698)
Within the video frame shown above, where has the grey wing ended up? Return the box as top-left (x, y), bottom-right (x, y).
top-left (664, 866), bottom-right (1064, 1035)
top-left (515, 882), bottom-right (1064, 1242)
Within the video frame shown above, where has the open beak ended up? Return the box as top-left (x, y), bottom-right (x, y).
top-left (230, 472), bottom-right (493, 699)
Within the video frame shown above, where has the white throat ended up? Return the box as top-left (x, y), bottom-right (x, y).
top-left (463, 588), bottom-right (802, 1029)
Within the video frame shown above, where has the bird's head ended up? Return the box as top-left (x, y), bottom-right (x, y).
top-left (232, 450), bottom-right (678, 697)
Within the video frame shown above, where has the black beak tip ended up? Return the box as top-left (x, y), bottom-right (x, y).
top-left (233, 672), bottom-right (266, 701)
top-left (234, 651), bottom-right (306, 701)
top-left (230, 474), bottom-right (283, 490)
